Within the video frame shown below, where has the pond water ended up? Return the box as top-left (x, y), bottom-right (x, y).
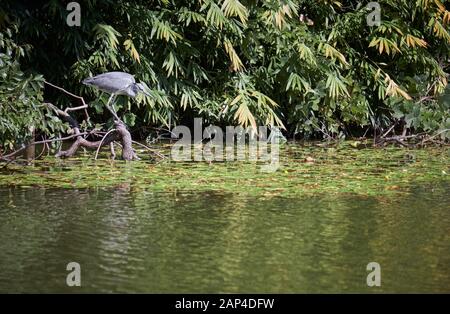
top-left (0, 144), bottom-right (449, 292)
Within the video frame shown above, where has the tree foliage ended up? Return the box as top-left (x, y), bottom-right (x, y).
top-left (0, 25), bottom-right (65, 151)
top-left (0, 0), bottom-right (449, 152)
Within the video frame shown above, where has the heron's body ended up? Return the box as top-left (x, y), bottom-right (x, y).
top-left (83, 72), bottom-right (141, 98)
top-left (82, 71), bottom-right (149, 122)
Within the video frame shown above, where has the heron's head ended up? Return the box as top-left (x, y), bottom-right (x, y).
top-left (134, 83), bottom-right (151, 97)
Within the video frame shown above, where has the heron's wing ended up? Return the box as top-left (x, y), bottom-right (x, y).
top-left (83, 72), bottom-right (136, 94)
top-left (102, 72), bottom-right (135, 81)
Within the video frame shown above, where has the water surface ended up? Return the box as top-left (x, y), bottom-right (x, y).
top-left (0, 183), bottom-right (449, 293)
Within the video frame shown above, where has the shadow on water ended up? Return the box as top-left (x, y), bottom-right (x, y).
top-left (0, 183), bottom-right (449, 293)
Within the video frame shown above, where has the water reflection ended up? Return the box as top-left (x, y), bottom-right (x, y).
top-left (0, 185), bottom-right (449, 293)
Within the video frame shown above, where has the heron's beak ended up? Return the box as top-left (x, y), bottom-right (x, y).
top-left (139, 82), bottom-right (152, 97)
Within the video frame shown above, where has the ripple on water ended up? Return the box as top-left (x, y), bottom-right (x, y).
top-left (0, 181), bottom-right (449, 293)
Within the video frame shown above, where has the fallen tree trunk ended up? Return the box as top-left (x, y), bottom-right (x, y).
top-left (40, 83), bottom-right (141, 161)
top-left (56, 121), bottom-right (139, 161)
top-left (1, 93), bottom-right (146, 162)
top-left (115, 121), bottom-right (140, 160)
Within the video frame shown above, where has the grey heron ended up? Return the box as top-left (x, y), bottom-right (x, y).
top-left (83, 71), bottom-right (149, 121)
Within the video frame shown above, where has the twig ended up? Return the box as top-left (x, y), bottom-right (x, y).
top-left (131, 140), bottom-right (167, 159)
top-left (1, 158), bottom-right (16, 169)
top-left (394, 138), bottom-right (408, 147)
top-left (110, 142), bottom-right (116, 160)
top-left (94, 129), bottom-right (117, 160)
top-left (381, 123), bottom-right (396, 138)
top-left (420, 129), bottom-right (450, 145)
top-left (44, 81), bottom-right (90, 120)
top-left (382, 133), bottom-right (424, 141)
top-left (33, 136), bottom-right (48, 161)
top-left (1, 132), bottom-right (91, 160)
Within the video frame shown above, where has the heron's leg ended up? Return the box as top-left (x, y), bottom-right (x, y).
top-left (105, 93), bottom-right (121, 122)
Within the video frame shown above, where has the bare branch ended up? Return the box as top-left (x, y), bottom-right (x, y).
top-left (44, 80), bottom-right (90, 120)
top-left (132, 140), bottom-right (167, 159)
top-left (1, 132), bottom-right (91, 160)
top-left (381, 123), bottom-right (396, 138)
top-left (94, 129), bottom-right (117, 160)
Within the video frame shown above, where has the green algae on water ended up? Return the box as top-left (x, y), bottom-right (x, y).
top-left (0, 142), bottom-right (448, 197)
